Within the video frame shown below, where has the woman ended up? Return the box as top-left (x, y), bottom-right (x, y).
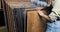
top-left (36, 0), bottom-right (60, 32)
top-left (31, 0), bottom-right (60, 32)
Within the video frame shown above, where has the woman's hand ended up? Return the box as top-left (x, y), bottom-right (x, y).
top-left (36, 7), bottom-right (51, 21)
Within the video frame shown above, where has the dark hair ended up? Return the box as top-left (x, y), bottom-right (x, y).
top-left (41, 4), bottom-right (53, 15)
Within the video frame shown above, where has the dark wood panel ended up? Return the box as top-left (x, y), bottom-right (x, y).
top-left (3, 0), bottom-right (32, 32)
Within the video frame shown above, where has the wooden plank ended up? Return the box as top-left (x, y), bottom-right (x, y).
top-left (27, 10), bottom-right (47, 32)
top-left (24, 9), bottom-right (36, 32)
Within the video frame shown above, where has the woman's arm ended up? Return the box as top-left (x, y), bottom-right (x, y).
top-left (37, 10), bottom-right (51, 21)
top-left (36, 7), bottom-right (51, 21)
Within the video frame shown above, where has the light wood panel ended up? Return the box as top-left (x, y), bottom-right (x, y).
top-left (27, 10), bottom-right (47, 32)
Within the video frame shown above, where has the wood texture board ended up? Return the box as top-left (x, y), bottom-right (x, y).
top-left (26, 10), bottom-right (47, 32)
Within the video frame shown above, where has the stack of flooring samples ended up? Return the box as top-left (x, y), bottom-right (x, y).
top-left (3, 0), bottom-right (32, 32)
top-left (26, 9), bottom-right (47, 32)
top-left (2, 0), bottom-right (47, 32)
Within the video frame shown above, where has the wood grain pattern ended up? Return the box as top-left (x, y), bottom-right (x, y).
top-left (27, 10), bottom-right (47, 32)
top-left (3, 0), bottom-right (32, 32)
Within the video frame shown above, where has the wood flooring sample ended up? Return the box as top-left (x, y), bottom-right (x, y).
top-left (27, 11), bottom-right (47, 32)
